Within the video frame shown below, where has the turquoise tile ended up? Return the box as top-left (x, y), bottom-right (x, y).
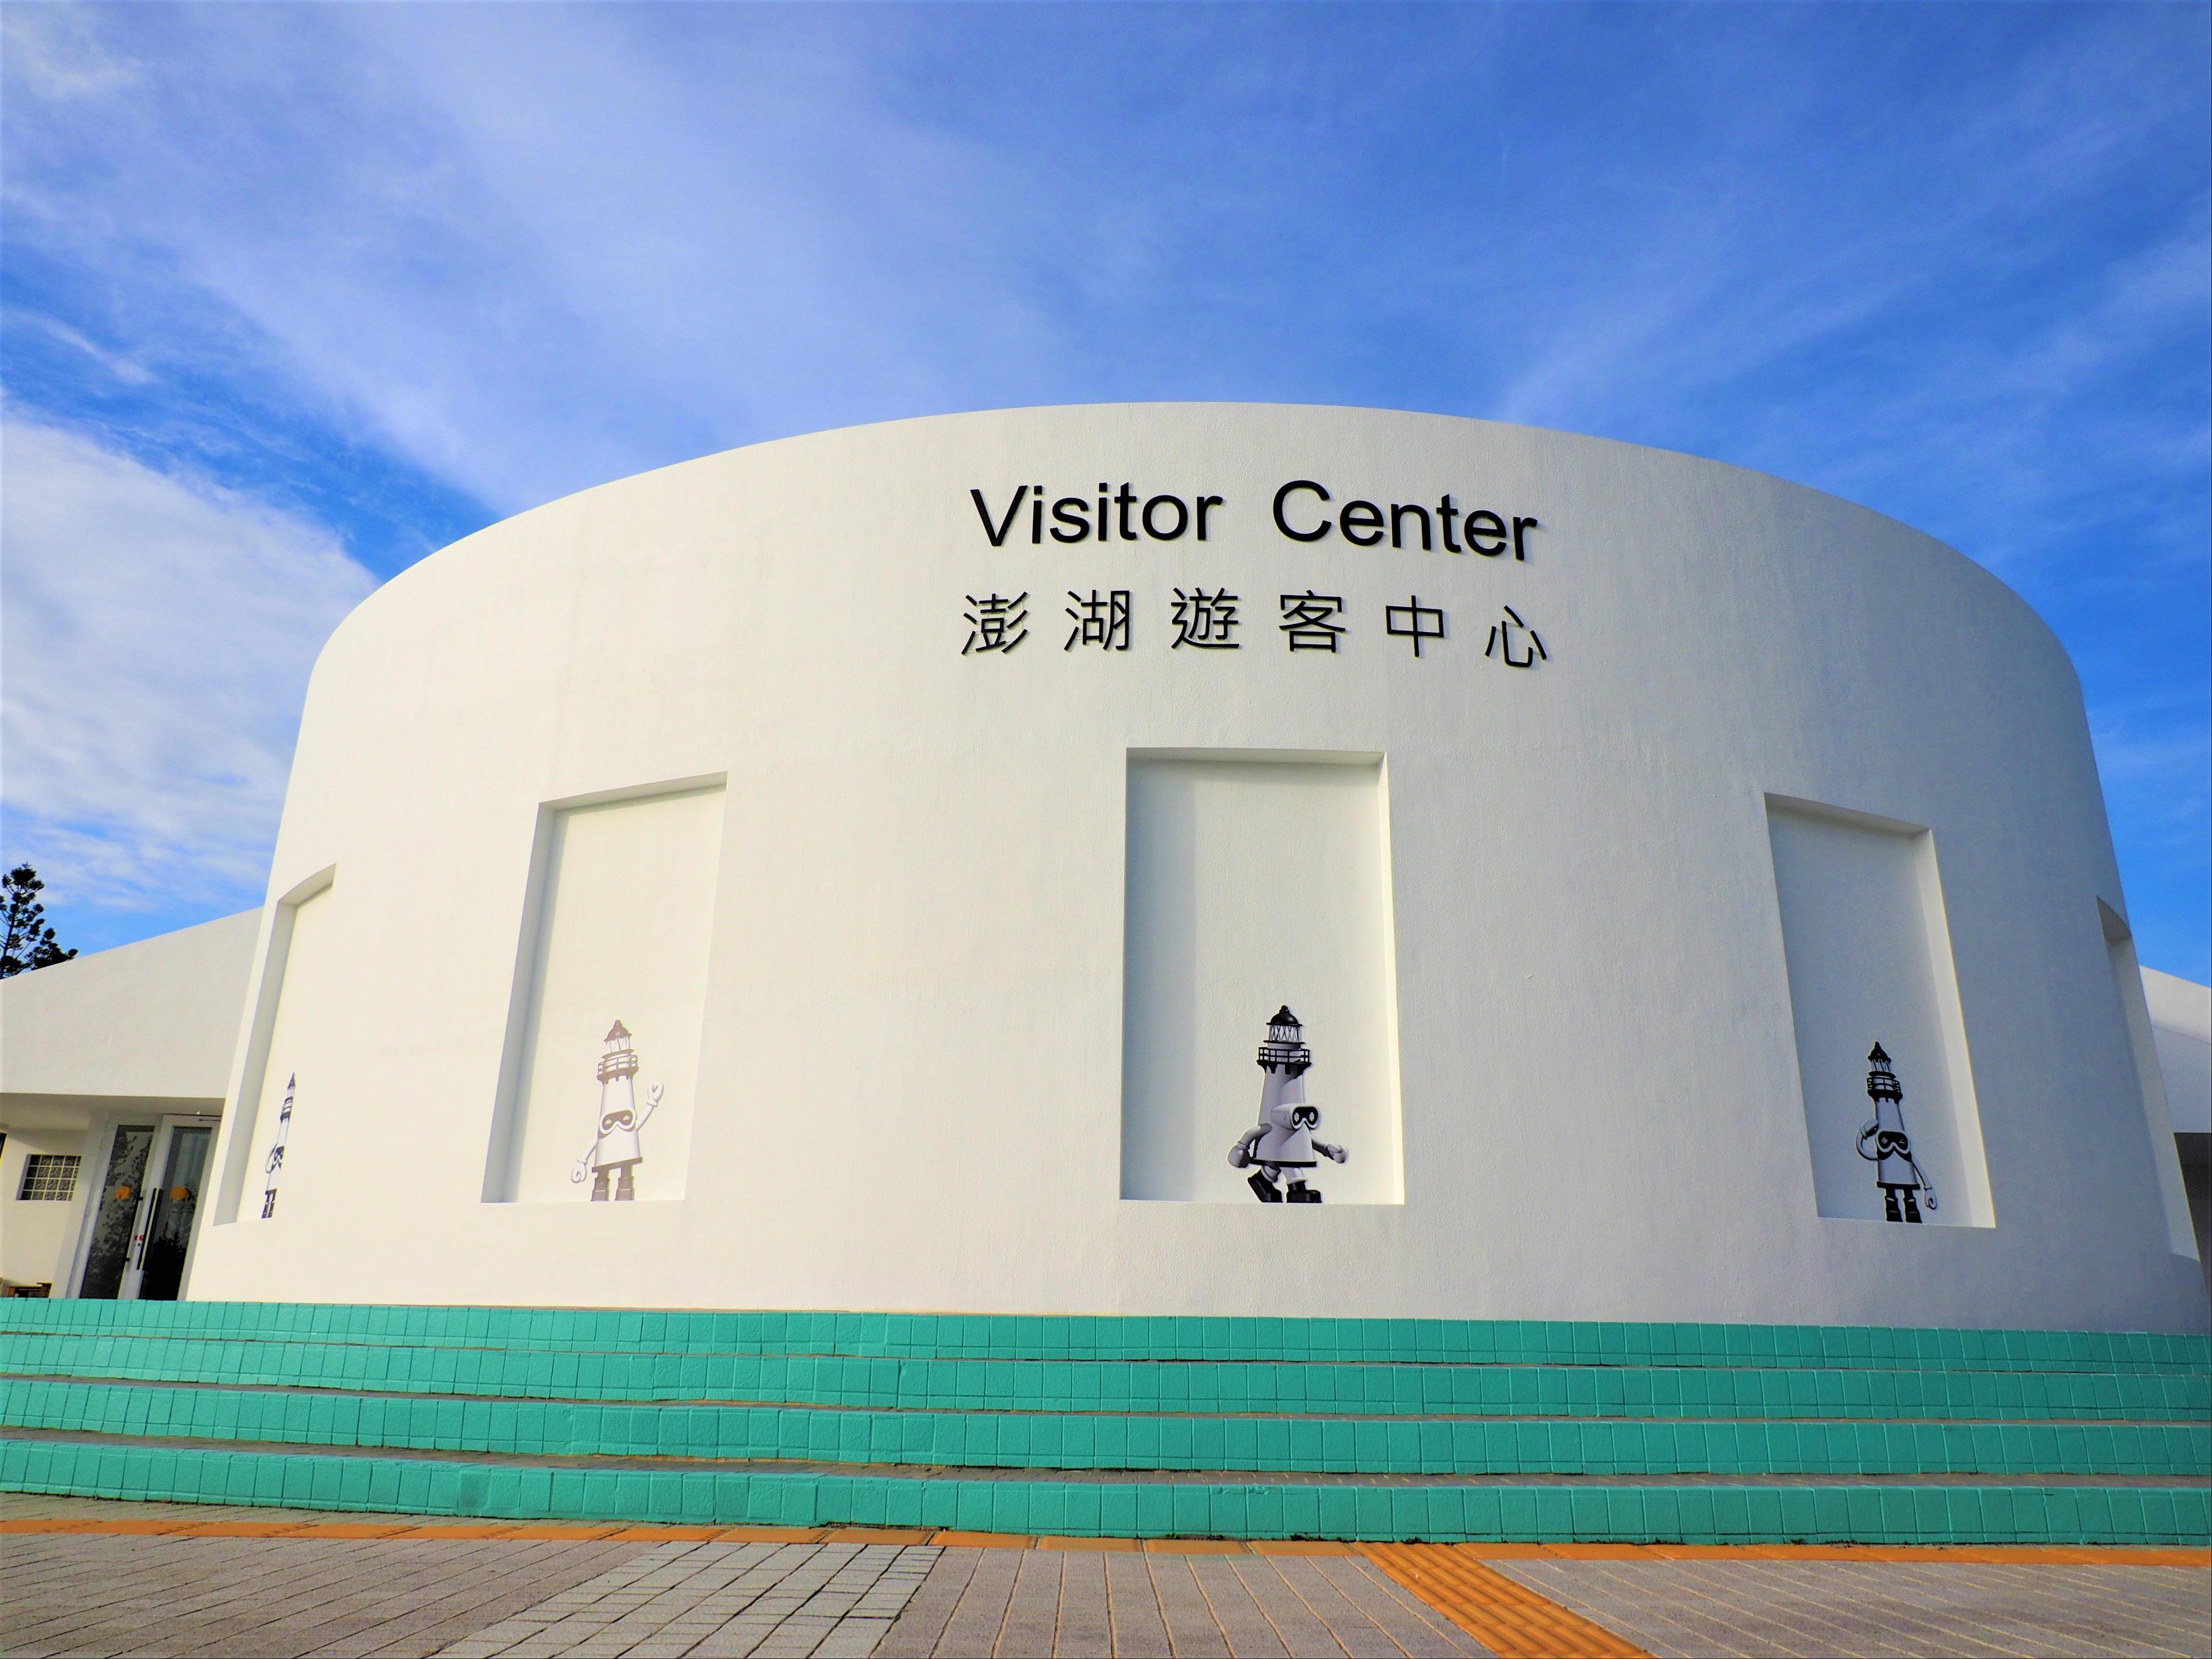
top-left (1568, 1487), bottom-right (1611, 1540)
top-left (2177, 1490), bottom-right (2210, 1544)
top-left (1316, 1486), bottom-right (1358, 1539)
top-left (1676, 1487), bottom-right (1716, 1542)
top-left (1242, 1483), bottom-right (1283, 1539)
top-left (1097, 1481), bottom-right (1141, 1538)
top-left (1171, 1484), bottom-right (1211, 1537)
top-left (1135, 1483), bottom-right (1175, 1537)
top-left (2043, 1486), bottom-right (2085, 1542)
top-left (1349, 1486), bottom-right (1392, 1540)
top-left (1708, 1487), bottom-right (1751, 1541)
top-left (2139, 1489), bottom-right (2179, 1543)
top-left (1534, 1487), bottom-right (1574, 1541)
top-left (1766, 1484), bottom-right (1811, 1540)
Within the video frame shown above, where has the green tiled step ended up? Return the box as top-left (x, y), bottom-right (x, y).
top-left (8, 1334), bottom-right (2203, 1420)
top-left (4, 1301), bottom-right (2202, 1373)
top-left (5, 1434), bottom-right (2205, 1544)
top-left (10, 1304), bottom-right (2206, 1542)
top-left (8, 1380), bottom-right (2205, 1478)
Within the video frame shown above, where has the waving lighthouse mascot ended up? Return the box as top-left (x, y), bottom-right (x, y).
top-left (1856, 1041), bottom-right (1936, 1223)
top-left (572, 1021), bottom-right (663, 1202)
top-left (1228, 1007), bottom-right (1348, 1203)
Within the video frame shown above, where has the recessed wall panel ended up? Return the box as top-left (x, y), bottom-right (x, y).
top-left (214, 872), bottom-right (336, 1226)
top-left (1121, 754), bottom-right (1403, 1203)
top-left (2099, 902), bottom-right (2198, 1259)
top-left (1767, 797), bottom-right (1992, 1227)
top-left (241, 884), bottom-right (339, 1224)
top-left (487, 782), bottom-right (725, 1204)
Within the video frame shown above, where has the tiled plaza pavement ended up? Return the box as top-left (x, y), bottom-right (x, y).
top-left (431, 1539), bottom-right (936, 1659)
top-left (1488, 1556), bottom-right (2212, 1659)
top-left (0, 1517), bottom-right (649, 1658)
top-left (869, 1545), bottom-right (1482, 1658)
top-left (0, 1498), bottom-right (1476, 1659)
top-left (4, 1497), bottom-right (2210, 1659)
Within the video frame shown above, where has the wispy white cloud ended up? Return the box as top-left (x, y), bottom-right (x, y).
top-left (0, 415), bottom-right (376, 915)
top-left (1, 6), bottom-right (1085, 514)
top-left (0, 4), bottom-right (142, 103)
top-left (6, 309), bottom-right (155, 385)
top-left (1486, 13), bottom-right (2211, 505)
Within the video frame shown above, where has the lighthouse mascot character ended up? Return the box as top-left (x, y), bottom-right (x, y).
top-left (571, 1020), bottom-right (663, 1202)
top-left (1856, 1041), bottom-right (1936, 1223)
top-left (1228, 1006), bottom-right (1347, 1203)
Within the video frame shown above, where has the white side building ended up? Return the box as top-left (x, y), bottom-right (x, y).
top-left (1, 913), bottom-right (257, 1298)
top-left (2143, 967), bottom-right (2212, 1268)
top-left (2, 405), bottom-right (2205, 1330)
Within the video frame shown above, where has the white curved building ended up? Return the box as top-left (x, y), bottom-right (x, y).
top-left (126, 404), bottom-right (2204, 1330)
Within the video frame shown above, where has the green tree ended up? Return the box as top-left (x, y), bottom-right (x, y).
top-left (0, 864), bottom-right (78, 977)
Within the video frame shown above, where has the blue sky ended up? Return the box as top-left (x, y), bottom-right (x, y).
top-left (3, 2), bottom-right (2208, 977)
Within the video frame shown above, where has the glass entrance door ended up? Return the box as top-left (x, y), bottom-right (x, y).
top-left (133, 1124), bottom-right (213, 1301)
top-left (79, 1119), bottom-right (215, 1300)
top-left (78, 1126), bottom-right (155, 1299)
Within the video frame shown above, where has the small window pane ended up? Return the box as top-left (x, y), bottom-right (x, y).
top-left (17, 1154), bottom-right (83, 1201)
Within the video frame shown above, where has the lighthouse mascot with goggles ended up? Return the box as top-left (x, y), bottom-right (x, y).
top-left (572, 1020), bottom-right (663, 1202)
top-left (1228, 1006), bottom-right (1348, 1203)
top-left (1856, 1041), bottom-right (1936, 1223)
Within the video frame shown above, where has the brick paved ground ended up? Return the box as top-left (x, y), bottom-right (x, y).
top-left (5, 1496), bottom-right (2210, 1658)
top-left (431, 1539), bottom-right (936, 1659)
top-left (870, 1545), bottom-right (1482, 1657)
top-left (0, 1528), bottom-right (649, 1658)
top-left (1489, 1557), bottom-right (2212, 1659)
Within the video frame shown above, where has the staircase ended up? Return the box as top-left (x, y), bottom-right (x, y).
top-left (4, 1302), bottom-right (2206, 1544)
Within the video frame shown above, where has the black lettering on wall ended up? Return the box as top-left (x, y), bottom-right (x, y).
top-left (972, 486), bottom-right (1029, 548)
top-left (1052, 497), bottom-right (1092, 542)
top-left (973, 479), bottom-right (1538, 559)
top-left (1274, 481), bottom-right (1332, 542)
top-left (1339, 500), bottom-right (1385, 547)
top-left (1142, 495), bottom-right (1190, 540)
top-left (1115, 483), bottom-right (1140, 542)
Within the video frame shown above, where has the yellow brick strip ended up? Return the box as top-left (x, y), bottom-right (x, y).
top-left (1367, 1542), bottom-right (1651, 1659)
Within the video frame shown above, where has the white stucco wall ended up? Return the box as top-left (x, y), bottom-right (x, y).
top-left (0, 1126), bottom-right (90, 1287)
top-left (1, 911), bottom-right (259, 1102)
top-left (173, 405), bottom-right (2205, 1331)
top-left (2145, 966), bottom-right (2212, 1277)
